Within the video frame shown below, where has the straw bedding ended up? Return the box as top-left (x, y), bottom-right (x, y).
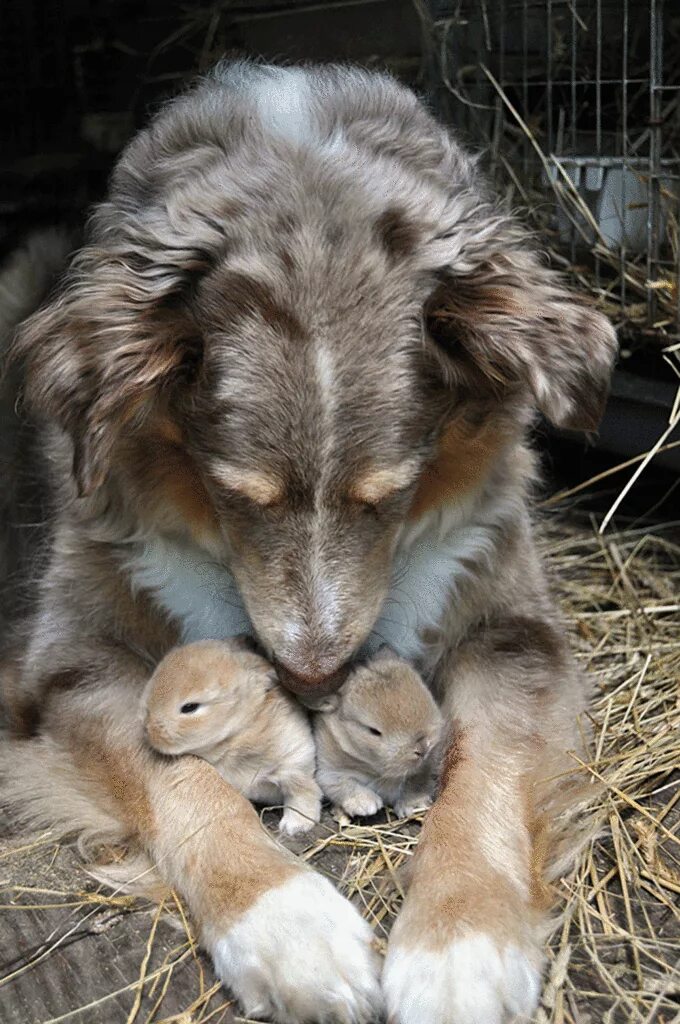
top-left (0, 507), bottom-right (678, 1023)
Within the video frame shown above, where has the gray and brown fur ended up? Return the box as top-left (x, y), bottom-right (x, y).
top-left (0, 62), bottom-right (617, 1024)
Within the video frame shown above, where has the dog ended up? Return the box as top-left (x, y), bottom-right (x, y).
top-left (0, 63), bottom-right (616, 1023)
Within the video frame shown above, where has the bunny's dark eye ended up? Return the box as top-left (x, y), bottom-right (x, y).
top-left (180, 702), bottom-right (201, 714)
top-left (367, 725), bottom-right (383, 737)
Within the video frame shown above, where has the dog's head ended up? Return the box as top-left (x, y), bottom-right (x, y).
top-left (15, 65), bottom-right (617, 694)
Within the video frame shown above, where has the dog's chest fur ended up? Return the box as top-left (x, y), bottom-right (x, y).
top-left (126, 498), bottom-right (508, 666)
top-left (125, 536), bottom-right (253, 642)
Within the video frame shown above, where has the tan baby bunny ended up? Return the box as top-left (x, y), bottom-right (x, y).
top-left (143, 639), bottom-right (322, 836)
top-left (313, 647), bottom-right (444, 820)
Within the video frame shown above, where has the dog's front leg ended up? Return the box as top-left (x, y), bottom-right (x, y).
top-left (29, 650), bottom-right (381, 1024)
top-left (383, 617), bottom-right (589, 1024)
top-left (153, 758), bottom-right (378, 1021)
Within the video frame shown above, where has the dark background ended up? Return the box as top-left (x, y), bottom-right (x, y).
top-left (1, 0), bottom-right (421, 233)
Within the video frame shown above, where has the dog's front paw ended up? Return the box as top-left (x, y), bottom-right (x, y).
top-left (383, 931), bottom-right (542, 1024)
top-left (210, 871), bottom-right (382, 1023)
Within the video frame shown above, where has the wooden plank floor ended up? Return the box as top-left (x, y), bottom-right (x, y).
top-left (0, 807), bottom-right (368, 1024)
top-left (0, 820), bottom-right (223, 1023)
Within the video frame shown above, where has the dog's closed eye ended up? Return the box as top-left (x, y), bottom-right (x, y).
top-left (348, 462), bottom-right (420, 508)
top-left (210, 463), bottom-right (284, 507)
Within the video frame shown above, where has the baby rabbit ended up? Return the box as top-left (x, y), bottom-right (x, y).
top-left (313, 648), bottom-right (443, 820)
top-left (143, 639), bottom-right (322, 836)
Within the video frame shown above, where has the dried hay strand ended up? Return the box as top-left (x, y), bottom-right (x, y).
top-left (0, 512), bottom-right (678, 1022)
top-left (533, 514), bottom-right (680, 1023)
top-left (415, 0), bottom-right (680, 342)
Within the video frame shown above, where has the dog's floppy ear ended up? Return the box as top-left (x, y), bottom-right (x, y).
top-left (13, 250), bottom-right (202, 495)
top-left (425, 250), bottom-right (618, 431)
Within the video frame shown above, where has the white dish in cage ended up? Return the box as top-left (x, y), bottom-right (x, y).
top-left (546, 157), bottom-right (677, 253)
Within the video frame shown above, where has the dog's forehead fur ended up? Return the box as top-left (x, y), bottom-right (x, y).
top-left (191, 261), bottom-right (436, 492)
top-left (108, 65), bottom-right (465, 489)
top-left (114, 62), bottom-right (473, 229)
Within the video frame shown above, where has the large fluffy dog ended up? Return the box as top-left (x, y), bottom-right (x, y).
top-left (1, 64), bottom-right (616, 1023)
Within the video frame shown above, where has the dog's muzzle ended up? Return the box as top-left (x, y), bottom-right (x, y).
top-left (275, 658), bottom-right (350, 697)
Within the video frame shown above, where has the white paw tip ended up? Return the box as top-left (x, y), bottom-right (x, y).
top-left (383, 932), bottom-right (542, 1024)
top-left (211, 872), bottom-right (382, 1023)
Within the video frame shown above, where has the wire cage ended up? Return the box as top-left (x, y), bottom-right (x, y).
top-left (421, 0), bottom-right (680, 341)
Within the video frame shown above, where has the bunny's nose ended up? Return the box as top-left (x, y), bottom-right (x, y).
top-left (275, 656), bottom-right (349, 696)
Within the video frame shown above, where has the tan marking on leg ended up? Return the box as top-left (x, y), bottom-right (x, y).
top-left (437, 721), bottom-right (466, 793)
top-left (397, 728), bottom-right (550, 951)
top-left (527, 809), bottom-right (554, 911)
top-left (147, 756), bottom-right (297, 932)
top-left (70, 725), bottom-right (156, 839)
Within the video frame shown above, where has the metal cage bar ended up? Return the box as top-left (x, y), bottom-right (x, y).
top-left (424, 0), bottom-right (680, 338)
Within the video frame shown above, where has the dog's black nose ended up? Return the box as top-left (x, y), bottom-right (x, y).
top-left (275, 658), bottom-right (349, 696)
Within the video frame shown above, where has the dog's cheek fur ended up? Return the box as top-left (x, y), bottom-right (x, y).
top-left (119, 421), bottom-right (220, 548)
top-left (409, 414), bottom-right (512, 519)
